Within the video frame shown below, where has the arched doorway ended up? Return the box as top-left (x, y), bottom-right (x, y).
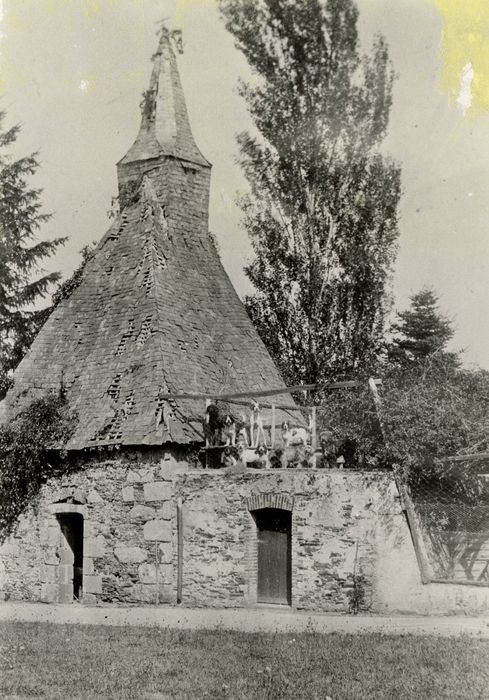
top-left (253, 508), bottom-right (291, 605)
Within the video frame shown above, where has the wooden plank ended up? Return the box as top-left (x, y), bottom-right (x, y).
top-left (177, 498), bottom-right (183, 604)
top-left (216, 398), bottom-right (300, 411)
top-left (157, 384), bottom-right (316, 401)
top-left (311, 407), bottom-right (317, 468)
top-left (205, 398), bottom-right (210, 469)
top-left (430, 578), bottom-right (489, 588)
top-left (442, 452), bottom-right (489, 463)
top-left (156, 379), bottom-right (382, 402)
top-left (258, 529), bottom-right (289, 603)
top-left (271, 404), bottom-right (276, 448)
top-left (199, 445), bottom-right (226, 452)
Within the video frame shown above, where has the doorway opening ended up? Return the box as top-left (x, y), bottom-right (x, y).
top-left (253, 508), bottom-right (291, 605)
top-left (56, 513), bottom-right (84, 602)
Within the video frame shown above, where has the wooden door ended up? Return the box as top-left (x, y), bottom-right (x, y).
top-left (255, 508), bottom-right (291, 605)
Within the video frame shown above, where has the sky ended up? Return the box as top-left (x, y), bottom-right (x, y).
top-left (1, 0), bottom-right (489, 369)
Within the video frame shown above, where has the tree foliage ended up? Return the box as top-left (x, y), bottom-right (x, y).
top-left (318, 355), bottom-right (489, 499)
top-left (316, 379), bottom-right (385, 468)
top-left (0, 112), bottom-right (66, 399)
top-left (380, 357), bottom-right (489, 576)
top-left (219, 0), bottom-right (401, 385)
top-left (380, 357), bottom-right (489, 481)
top-left (388, 287), bottom-right (457, 366)
top-left (0, 388), bottom-right (77, 540)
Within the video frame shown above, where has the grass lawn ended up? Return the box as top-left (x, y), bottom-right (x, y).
top-left (1, 622), bottom-right (488, 699)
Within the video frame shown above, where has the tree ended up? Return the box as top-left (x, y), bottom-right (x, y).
top-left (219, 0), bottom-right (401, 386)
top-left (379, 355), bottom-right (489, 580)
top-left (0, 112), bottom-right (66, 399)
top-left (316, 354), bottom-right (489, 487)
top-left (0, 387), bottom-right (77, 540)
top-left (380, 357), bottom-right (489, 478)
top-left (388, 287), bottom-right (457, 366)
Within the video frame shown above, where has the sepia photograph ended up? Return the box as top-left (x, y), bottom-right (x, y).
top-left (0, 0), bottom-right (489, 697)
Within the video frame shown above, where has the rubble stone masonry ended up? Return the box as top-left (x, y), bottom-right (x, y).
top-left (176, 470), bottom-right (388, 611)
top-left (0, 449), bottom-right (187, 606)
top-left (1, 458), bottom-right (489, 614)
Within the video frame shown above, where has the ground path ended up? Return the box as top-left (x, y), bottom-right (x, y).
top-left (1, 603), bottom-right (489, 638)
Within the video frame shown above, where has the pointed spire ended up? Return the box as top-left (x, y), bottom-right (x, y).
top-left (119, 25), bottom-right (209, 169)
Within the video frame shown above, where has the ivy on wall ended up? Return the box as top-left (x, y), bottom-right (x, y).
top-left (0, 388), bottom-right (78, 540)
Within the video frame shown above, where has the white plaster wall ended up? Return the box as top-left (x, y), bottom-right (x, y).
top-left (374, 501), bottom-right (489, 615)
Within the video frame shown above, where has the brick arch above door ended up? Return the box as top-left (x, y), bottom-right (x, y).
top-left (246, 493), bottom-right (294, 512)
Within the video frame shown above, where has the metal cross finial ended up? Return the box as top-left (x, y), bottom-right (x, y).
top-left (155, 18), bottom-right (184, 54)
top-left (171, 29), bottom-right (184, 55)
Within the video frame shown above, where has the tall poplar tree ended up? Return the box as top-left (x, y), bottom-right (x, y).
top-left (0, 112), bottom-right (65, 398)
top-left (220, 0), bottom-right (401, 386)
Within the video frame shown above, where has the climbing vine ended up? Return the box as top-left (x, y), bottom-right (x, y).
top-left (140, 88), bottom-right (156, 123)
top-left (347, 572), bottom-right (368, 614)
top-left (0, 388), bottom-right (78, 540)
top-left (118, 179), bottom-right (142, 210)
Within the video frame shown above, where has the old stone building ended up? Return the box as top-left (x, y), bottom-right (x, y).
top-left (1, 30), bottom-right (488, 615)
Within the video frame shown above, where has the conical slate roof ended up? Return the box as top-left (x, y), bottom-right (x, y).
top-left (3, 29), bottom-right (298, 450)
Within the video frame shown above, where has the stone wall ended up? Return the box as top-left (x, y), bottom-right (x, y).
top-left (0, 449), bottom-right (187, 605)
top-left (175, 470), bottom-right (386, 611)
top-left (175, 469), bottom-right (489, 615)
top-left (2, 459), bottom-right (489, 615)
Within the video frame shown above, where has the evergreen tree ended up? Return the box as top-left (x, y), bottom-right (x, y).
top-left (0, 112), bottom-right (66, 399)
top-left (219, 0), bottom-right (401, 386)
top-left (389, 287), bottom-right (456, 365)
